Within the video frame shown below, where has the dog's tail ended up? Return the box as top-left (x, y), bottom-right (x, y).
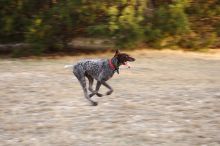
top-left (64, 64), bottom-right (74, 69)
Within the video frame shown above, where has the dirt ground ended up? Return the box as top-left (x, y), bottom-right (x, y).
top-left (0, 50), bottom-right (220, 146)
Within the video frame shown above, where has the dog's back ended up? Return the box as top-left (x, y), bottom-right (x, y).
top-left (73, 59), bottom-right (107, 80)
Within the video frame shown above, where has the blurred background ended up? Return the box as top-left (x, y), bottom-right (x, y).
top-left (0, 0), bottom-right (220, 56)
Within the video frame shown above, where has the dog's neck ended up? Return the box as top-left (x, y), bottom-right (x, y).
top-left (110, 57), bottom-right (120, 74)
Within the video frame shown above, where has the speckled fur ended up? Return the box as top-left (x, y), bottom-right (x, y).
top-left (73, 59), bottom-right (115, 81)
top-left (73, 59), bottom-right (115, 106)
top-left (72, 50), bottom-right (135, 106)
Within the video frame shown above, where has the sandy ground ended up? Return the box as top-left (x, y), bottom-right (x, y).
top-left (0, 50), bottom-right (220, 146)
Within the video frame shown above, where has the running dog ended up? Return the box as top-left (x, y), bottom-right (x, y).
top-left (65, 50), bottom-right (135, 106)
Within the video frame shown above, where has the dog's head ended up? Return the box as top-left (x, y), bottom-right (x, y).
top-left (114, 49), bottom-right (135, 66)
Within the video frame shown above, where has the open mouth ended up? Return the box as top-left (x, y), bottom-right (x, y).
top-left (122, 58), bottom-right (135, 65)
top-left (122, 61), bottom-right (131, 68)
top-left (122, 62), bottom-right (127, 65)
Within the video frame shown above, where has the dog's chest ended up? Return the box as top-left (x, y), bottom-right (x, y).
top-left (100, 69), bottom-right (114, 81)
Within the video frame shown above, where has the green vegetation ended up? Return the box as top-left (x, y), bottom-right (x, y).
top-left (0, 0), bottom-right (219, 55)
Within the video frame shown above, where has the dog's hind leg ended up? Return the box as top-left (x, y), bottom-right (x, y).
top-left (74, 71), bottom-right (97, 106)
top-left (85, 74), bottom-right (95, 93)
top-left (79, 77), bottom-right (98, 106)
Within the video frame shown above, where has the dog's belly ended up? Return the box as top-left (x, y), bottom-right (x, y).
top-left (85, 68), bottom-right (101, 80)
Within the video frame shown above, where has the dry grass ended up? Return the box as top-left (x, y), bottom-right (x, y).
top-left (0, 50), bottom-right (220, 146)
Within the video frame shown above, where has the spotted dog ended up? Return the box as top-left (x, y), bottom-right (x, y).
top-left (66, 50), bottom-right (135, 106)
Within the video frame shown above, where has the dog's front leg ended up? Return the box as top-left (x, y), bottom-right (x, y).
top-left (100, 81), bottom-right (113, 95)
top-left (89, 81), bottom-right (103, 98)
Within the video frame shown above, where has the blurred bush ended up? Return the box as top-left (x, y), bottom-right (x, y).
top-left (0, 0), bottom-right (219, 55)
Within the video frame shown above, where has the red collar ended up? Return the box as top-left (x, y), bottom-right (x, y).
top-left (108, 59), bottom-right (116, 70)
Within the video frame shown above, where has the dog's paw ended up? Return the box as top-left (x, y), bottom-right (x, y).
top-left (96, 93), bottom-right (103, 97)
top-left (106, 90), bottom-right (113, 95)
top-left (89, 93), bottom-right (95, 98)
top-left (91, 101), bottom-right (98, 106)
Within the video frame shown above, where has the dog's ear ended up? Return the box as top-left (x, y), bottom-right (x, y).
top-left (114, 49), bottom-right (120, 57)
